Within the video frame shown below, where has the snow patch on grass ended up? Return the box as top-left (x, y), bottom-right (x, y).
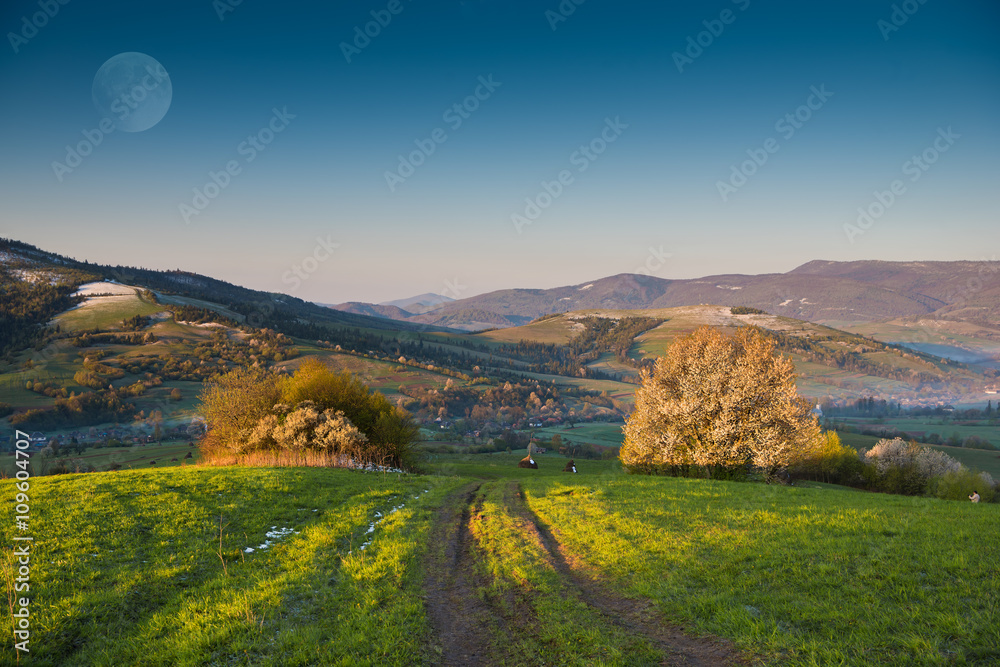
top-left (245, 525), bottom-right (299, 553)
top-left (349, 489), bottom-right (430, 554)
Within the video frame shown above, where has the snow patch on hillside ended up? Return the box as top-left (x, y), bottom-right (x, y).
top-left (73, 282), bottom-right (136, 297)
top-left (61, 281), bottom-right (139, 313)
top-left (11, 269), bottom-right (59, 285)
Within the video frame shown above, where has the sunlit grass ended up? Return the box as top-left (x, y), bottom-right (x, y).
top-left (521, 473), bottom-right (1000, 666)
top-left (0, 467), bottom-right (464, 666)
top-left (468, 480), bottom-right (663, 665)
top-left (3, 452), bottom-right (998, 665)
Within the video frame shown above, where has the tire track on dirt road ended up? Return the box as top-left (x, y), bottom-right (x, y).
top-left (423, 481), bottom-right (543, 666)
top-left (500, 480), bottom-right (747, 667)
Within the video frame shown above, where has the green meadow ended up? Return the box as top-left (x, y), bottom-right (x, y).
top-left (3, 454), bottom-right (997, 665)
top-left (1, 467), bottom-right (463, 666)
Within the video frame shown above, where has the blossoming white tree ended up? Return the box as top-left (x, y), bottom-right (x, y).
top-left (621, 325), bottom-right (821, 478)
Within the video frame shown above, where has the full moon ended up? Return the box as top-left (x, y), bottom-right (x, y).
top-left (92, 52), bottom-right (172, 133)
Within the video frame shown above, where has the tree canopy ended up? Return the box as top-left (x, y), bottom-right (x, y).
top-left (621, 326), bottom-right (820, 478)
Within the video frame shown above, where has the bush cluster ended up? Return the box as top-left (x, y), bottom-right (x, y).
top-left (199, 359), bottom-right (418, 469)
top-left (789, 432), bottom-right (866, 485)
top-left (793, 435), bottom-right (997, 501)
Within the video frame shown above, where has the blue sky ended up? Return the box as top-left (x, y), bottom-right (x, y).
top-left (1, 0), bottom-right (998, 303)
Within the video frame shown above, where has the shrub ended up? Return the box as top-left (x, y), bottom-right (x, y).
top-left (199, 359), bottom-right (418, 469)
top-left (861, 438), bottom-right (989, 497)
top-left (927, 469), bottom-right (997, 503)
top-left (790, 431), bottom-right (865, 485)
top-left (199, 366), bottom-right (282, 454)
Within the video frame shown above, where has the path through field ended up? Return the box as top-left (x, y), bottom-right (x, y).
top-left (423, 481), bottom-right (745, 666)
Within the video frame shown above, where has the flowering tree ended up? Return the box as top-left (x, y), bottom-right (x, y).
top-left (621, 326), bottom-right (821, 478)
top-left (864, 438), bottom-right (962, 478)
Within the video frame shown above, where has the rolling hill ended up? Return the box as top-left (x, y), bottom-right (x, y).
top-left (330, 260), bottom-right (1000, 333)
top-left (0, 237), bottom-right (451, 348)
top-left (474, 305), bottom-right (998, 406)
top-left (3, 240), bottom-right (998, 453)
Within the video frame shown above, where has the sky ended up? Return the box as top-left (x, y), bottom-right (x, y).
top-left (1, 0), bottom-right (998, 304)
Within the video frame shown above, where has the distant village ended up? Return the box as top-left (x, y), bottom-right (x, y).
top-left (2, 420), bottom-right (205, 453)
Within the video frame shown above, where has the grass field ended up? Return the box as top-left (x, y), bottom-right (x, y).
top-left (836, 417), bottom-right (1000, 444)
top-left (532, 422), bottom-right (625, 449)
top-left (0, 467), bottom-right (464, 666)
top-left (2, 455), bottom-right (998, 665)
top-left (424, 453), bottom-right (1000, 665)
top-left (54, 286), bottom-right (164, 333)
top-left (0, 440), bottom-right (200, 477)
top-left (521, 471), bottom-right (1000, 665)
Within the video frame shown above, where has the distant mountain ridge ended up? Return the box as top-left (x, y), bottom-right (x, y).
top-left (378, 293), bottom-right (454, 312)
top-left (327, 260), bottom-right (1000, 331)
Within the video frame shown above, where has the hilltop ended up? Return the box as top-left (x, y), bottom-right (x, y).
top-left (473, 305), bottom-right (997, 406)
top-left (330, 260), bottom-right (1000, 334)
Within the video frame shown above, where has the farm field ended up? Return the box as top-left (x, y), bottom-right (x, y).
top-left (4, 456), bottom-right (998, 665)
top-left (0, 440), bottom-right (199, 477)
top-left (284, 345), bottom-right (462, 398)
top-left (842, 320), bottom-right (1000, 368)
top-left (532, 422), bottom-right (625, 449)
top-left (53, 284), bottom-right (164, 333)
top-left (834, 417), bottom-right (999, 444)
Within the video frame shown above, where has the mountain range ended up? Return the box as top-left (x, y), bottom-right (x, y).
top-left (331, 260), bottom-right (1000, 332)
